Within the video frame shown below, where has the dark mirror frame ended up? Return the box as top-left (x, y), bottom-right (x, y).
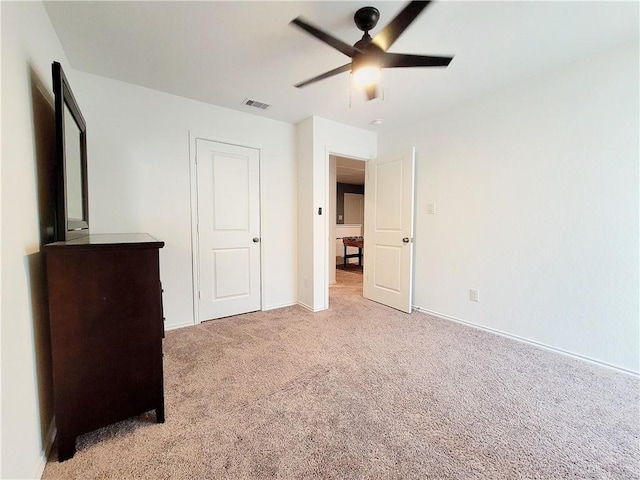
top-left (52, 61), bottom-right (89, 241)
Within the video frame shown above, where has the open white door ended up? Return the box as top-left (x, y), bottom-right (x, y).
top-left (363, 148), bottom-right (415, 313)
top-left (196, 139), bottom-right (261, 321)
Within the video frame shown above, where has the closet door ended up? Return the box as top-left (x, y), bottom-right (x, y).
top-left (196, 139), bottom-right (261, 321)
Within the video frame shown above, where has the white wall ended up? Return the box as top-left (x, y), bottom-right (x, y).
top-left (296, 118), bottom-right (315, 310)
top-left (296, 116), bottom-right (376, 311)
top-left (1, 2), bottom-right (72, 477)
top-left (71, 72), bottom-right (297, 328)
top-left (379, 42), bottom-right (639, 373)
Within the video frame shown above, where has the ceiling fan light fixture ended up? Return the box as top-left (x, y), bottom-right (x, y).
top-left (352, 65), bottom-right (381, 87)
top-left (290, 1), bottom-right (454, 98)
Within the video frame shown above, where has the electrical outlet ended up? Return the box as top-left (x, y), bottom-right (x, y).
top-left (304, 277), bottom-right (309, 288)
top-left (470, 289), bottom-right (479, 302)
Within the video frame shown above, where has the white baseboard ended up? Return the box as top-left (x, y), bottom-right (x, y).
top-left (297, 301), bottom-right (324, 313)
top-left (33, 419), bottom-right (56, 479)
top-left (167, 302), bottom-right (299, 330)
top-left (262, 301), bottom-right (297, 311)
top-left (413, 306), bottom-right (639, 378)
top-left (165, 321), bottom-right (196, 331)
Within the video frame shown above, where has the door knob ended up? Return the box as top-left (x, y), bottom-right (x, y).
top-left (402, 237), bottom-right (410, 243)
top-left (253, 237), bottom-right (260, 243)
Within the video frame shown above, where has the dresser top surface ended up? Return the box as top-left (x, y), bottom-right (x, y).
top-left (45, 233), bottom-right (164, 249)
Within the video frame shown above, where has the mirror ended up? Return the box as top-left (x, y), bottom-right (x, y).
top-left (63, 103), bottom-right (84, 220)
top-left (53, 61), bottom-right (89, 241)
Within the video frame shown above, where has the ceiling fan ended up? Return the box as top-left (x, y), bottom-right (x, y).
top-left (290, 0), bottom-right (453, 101)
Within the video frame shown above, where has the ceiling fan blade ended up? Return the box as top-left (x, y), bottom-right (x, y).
top-left (290, 17), bottom-right (360, 58)
top-left (294, 63), bottom-right (352, 88)
top-left (372, 1), bottom-right (431, 52)
top-left (365, 84), bottom-right (378, 101)
top-left (381, 53), bottom-right (453, 68)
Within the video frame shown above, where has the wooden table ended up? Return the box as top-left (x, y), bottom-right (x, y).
top-left (342, 236), bottom-right (364, 266)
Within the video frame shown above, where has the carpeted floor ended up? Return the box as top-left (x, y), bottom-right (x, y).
top-left (42, 270), bottom-right (639, 479)
top-left (335, 263), bottom-right (363, 273)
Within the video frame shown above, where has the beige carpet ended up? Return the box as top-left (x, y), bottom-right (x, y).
top-left (335, 263), bottom-right (363, 273)
top-left (43, 270), bottom-right (639, 479)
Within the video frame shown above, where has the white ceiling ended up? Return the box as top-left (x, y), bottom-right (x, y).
top-left (43, 1), bottom-right (638, 133)
top-left (333, 155), bottom-right (366, 185)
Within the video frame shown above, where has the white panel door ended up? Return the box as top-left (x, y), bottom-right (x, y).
top-left (363, 148), bottom-right (415, 313)
top-left (196, 139), bottom-right (261, 320)
top-left (344, 193), bottom-right (364, 225)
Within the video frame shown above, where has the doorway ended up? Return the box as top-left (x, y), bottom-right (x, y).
top-left (330, 155), bottom-right (366, 291)
top-left (327, 149), bottom-right (416, 314)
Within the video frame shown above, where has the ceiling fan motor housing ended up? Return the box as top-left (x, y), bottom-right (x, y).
top-left (354, 6), bottom-right (380, 33)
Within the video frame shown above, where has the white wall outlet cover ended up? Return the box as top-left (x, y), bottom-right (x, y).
top-left (470, 289), bottom-right (479, 302)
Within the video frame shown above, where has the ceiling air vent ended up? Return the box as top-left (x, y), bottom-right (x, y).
top-left (242, 98), bottom-right (270, 110)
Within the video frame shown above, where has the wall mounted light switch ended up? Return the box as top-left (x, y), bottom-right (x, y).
top-left (428, 203), bottom-right (436, 214)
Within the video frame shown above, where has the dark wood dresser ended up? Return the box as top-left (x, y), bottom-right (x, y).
top-left (44, 233), bottom-right (165, 461)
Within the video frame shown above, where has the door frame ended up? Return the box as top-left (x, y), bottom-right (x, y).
top-left (188, 131), bottom-right (265, 325)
